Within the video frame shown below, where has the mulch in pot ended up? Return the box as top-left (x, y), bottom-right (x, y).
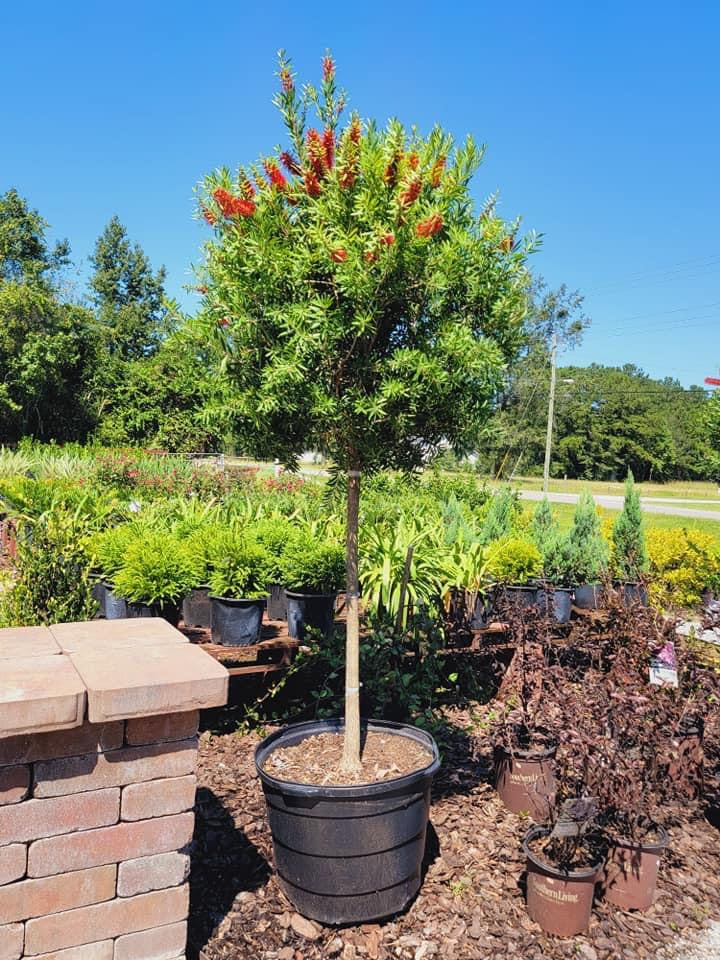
top-left (188, 706), bottom-right (720, 960)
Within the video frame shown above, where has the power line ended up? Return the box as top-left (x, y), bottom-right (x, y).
top-left (585, 255), bottom-right (720, 294)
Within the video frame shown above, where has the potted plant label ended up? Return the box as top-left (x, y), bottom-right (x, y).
top-left (197, 50), bottom-right (532, 923)
top-left (207, 534), bottom-right (270, 646)
top-left (280, 536), bottom-right (345, 641)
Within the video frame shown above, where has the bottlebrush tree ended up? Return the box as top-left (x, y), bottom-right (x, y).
top-left (196, 52), bottom-right (536, 774)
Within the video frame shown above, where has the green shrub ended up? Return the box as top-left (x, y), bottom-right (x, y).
top-left (247, 517), bottom-right (301, 583)
top-left (647, 527), bottom-right (720, 607)
top-left (113, 532), bottom-right (203, 607)
top-left (567, 491), bottom-right (609, 583)
top-left (280, 536), bottom-right (346, 594)
top-left (479, 487), bottom-right (521, 544)
top-left (206, 529), bottom-right (270, 599)
top-left (486, 537), bottom-right (542, 584)
top-left (612, 471), bottom-right (648, 580)
top-left (87, 524), bottom-right (141, 580)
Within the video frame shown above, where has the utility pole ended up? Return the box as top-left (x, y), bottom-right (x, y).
top-left (542, 332), bottom-right (558, 494)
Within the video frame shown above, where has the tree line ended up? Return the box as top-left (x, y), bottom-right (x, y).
top-left (1, 188), bottom-right (718, 479)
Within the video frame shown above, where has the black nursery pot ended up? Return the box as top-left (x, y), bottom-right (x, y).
top-left (286, 591), bottom-right (336, 641)
top-left (618, 581), bottom-right (648, 607)
top-left (126, 599), bottom-right (181, 627)
top-left (267, 583), bottom-right (288, 621)
top-left (210, 596), bottom-right (264, 646)
top-left (104, 586), bottom-right (128, 620)
top-left (574, 583), bottom-right (603, 610)
top-left (255, 718), bottom-right (441, 925)
top-left (91, 579), bottom-right (108, 618)
top-left (536, 586), bottom-right (573, 624)
top-left (500, 584), bottom-right (538, 609)
top-left (182, 586), bottom-right (212, 629)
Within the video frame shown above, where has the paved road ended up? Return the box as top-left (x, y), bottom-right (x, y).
top-left (519, 489), bottom-right (720, 521)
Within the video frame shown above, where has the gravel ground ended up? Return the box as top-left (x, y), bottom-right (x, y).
top-left (659, 922), bottom-right (720, 959)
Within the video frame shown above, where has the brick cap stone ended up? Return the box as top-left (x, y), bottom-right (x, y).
top-left (0, 655), bottom-right (85, 738)
top-left (70, 641), bottom-right (228, 722)
top-left (49, 618), bottom-right (187, 654)
top-left (0, 626), bottom-right (60, 661)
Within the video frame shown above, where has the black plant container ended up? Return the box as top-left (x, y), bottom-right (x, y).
top-left (255, 718), bottom-right (440, 924)
top-left (536, 585), bottom-right (573, 623)
top-left (574, 583), bottom-right (603, 610)
top-left (182, 586), bottom-right (212, 629)
top-left (267, 583), bottom-right (288, 621)
top-left (286, 591), bottom-right (336, 641)
top-left (126, 600), bottom-right (181, 627)
top-left (210, 596), bottom-right (264, 646)
top-left (104, 586), bottom-right (128, 620)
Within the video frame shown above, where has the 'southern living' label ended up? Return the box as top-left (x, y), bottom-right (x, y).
top-left (530, 876), bottom-right (579, 904)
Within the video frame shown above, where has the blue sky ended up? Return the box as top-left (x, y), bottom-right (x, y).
top-left (2, 0), bottom-right (718, 386)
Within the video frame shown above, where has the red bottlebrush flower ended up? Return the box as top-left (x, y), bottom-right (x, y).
top-left (240, 179), bottom-right (256, 199)
top-left (304, 170), bottom-right (322, 197)
top-left (280, 151), bottom-right (302, 176)
top-left (499, 235), bottom-right (514, 253)
top-left (202, 205), bottom-right (216, 226)
top-left (399, 176), bottom-right (421, 207)
top-left (323, 54), bottom-right (335, 82)
top-left (416, 212), bottom-right (444, 238)
top-left (307, 128), bottom-right (327, 178)
top-left (331, 248), bottom-right (348, 263)
top-left (234, 198), bottom-right (256, 217)
top-left (280, 68), bottom-right (294, 92)
top-left (408, 152), bottom-right (420, 170)
top-left (431, 156), bottom-right (446, 188)
top-left (218, 316), bottom-right (231, 327)
top-left (264, 160), bottom-right (288, 191)
top-left (364, 250), bottom-right (377, 263)
top-left (212, 187), bottom-right (255, 218)
top-left (254, 173), bottom-right (268, 193)
top-left (338, 166), bottom-right (357, 190)
top-left (349, 117), bottom-right (362, 144)
top-left (196, 285), bottom-right (208, 294)
top-left (381, 232), bottom-right (395, 246)
top-left (384, 150), bottom-right (403, 186)
top-left (322, 128), bottom-right (335, 169)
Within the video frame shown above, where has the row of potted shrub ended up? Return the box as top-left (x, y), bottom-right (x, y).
top-left (88, 519), bottom-right (345, 645)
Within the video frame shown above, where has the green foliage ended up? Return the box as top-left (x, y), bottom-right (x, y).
top-left (247, 517), bottom-right (300, 582)
top-left (207, 532), bottom-right (271, 600)
top-left (530, 497), bottom-right (557, 541)
top-left (0, 511), bottom-right (96, 627)
top-left (113, 532), bottom-right (203, 606)
top-left (0, 189), bottom-right (69, 287)
top-left (647, 527), bottom-right (720, 607)
top-left (196, 52), bottom-right (533, 472)
top-left (479, 487), bottom-right (520, 544)
top-left (566, 491), bottom-right (609, 583)
top-left (88, 524), bottom-right (141, 580)
top-left (280, 536), bottom-right (346, 594)
top-left (529, 497), bottom-right (573, 584)
top-left (485, 536), bottom-right (542, 584)
top-left (612, 471), bottom-right (648, 580)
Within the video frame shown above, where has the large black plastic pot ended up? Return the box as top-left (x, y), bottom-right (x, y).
top-left (267, 583), bottom-right (288, 621)
top-left (210, 596), bottom-right (264, 646)
top-left (286, 591), bottom-right (336, 641)
top-left (104, 586), bottom-right (128, 620)
top-left (126, 599), bottom-right (181, 627)
top-left (617, 581), bottom-right (648, 607)
top-left (536, 585), bottom-right (573, 624)
top-left (182, 586), bottom-right (212, 628)
top-left (91, 579), bottom-right (108, 618)
top-left (499, 584), bottom-right (538, 610)
top-left (574, 583), bottom-right (603, 610)
top-left (256, 719), bottom-right (440, 924)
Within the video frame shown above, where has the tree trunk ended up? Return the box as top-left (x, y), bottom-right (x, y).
top-left (340, 468), bottom-right (362, 775)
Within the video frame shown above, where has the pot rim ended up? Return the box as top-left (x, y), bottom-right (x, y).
top-left (496, 738), bottom-right (557, 762)
top-left (524, 825), bottom-right (604, 880)
top-left (255, 718), bottom-right (440, 799)
top-left (285, 590), bottom-right (338, 600)
top-left (209, 594), bottom-right (267, 606)
top-left (501, 583), bottom-right (538, 592)
top-left (609, 823), bottom-right (668, 854)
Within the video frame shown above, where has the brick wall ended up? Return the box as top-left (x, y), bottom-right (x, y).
top-left (0, 620), bottom-right (229, 960)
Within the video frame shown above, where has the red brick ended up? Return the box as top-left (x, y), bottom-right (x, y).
top-left (0, 845), bottom-right (25, 886)
top-left (113, 920), bottom-right (187, 960)
top-left (0, 923), bottom-right (22, 960)
top-left (125, 711), bottom-right (199, 746)
top-left (31, 944), bottom-right (113, 960)
top-left (0, 766), bottom-right (29, 806)
top-left (0, 788), bottom-right (119, 845)
top-left (24, 885), bottom-right (189, 954)
top-left (27, 812), bottom-right (194, 878)
top-left (34, 739), bottom-right (197, 798)
top-left (117, 852), bottom-right (189, 897)
top-left (0, 864), bottom-right (116, 923)
top-left (121, 775), bottom-right (196, 822)
top-left (0, 721), bottom-right (124, 768)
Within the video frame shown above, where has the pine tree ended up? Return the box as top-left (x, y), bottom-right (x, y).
top-left (612, 470), bottom-right (648, 580)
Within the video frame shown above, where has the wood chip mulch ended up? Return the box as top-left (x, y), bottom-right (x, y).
top-left (188, 709), bottom-right (720, 960)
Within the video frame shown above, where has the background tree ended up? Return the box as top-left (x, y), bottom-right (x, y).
top-left (0, 190), bottom-right (95, 442)
top-left (90, 215), bottom-right (168, 361)
top-left (196, 52), bottom-right (533, 772)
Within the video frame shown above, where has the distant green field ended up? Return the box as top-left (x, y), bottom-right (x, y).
top-left (542, 501), bottom-right (720, 541)
top-left (510, 475), bottom-right (720, 503)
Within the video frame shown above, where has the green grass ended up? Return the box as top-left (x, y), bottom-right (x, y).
top-left (540, 501), bottom-right (720, 541)
top-left (509, 475), bottom-right (720, 502)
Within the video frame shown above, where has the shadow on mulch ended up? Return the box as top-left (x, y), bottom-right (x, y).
top-left (187, 787), bottom-right (270, 960)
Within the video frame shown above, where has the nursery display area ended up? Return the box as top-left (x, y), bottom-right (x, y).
top-left (1, 446), bottom-right (720, 959)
